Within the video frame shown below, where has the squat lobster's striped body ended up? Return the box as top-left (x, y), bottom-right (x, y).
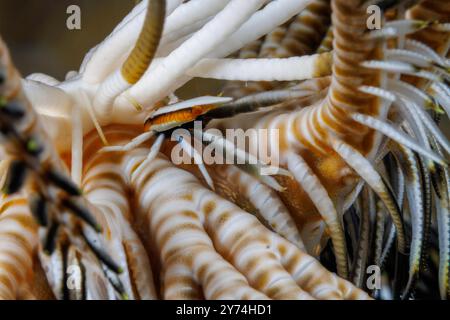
top-left (145, 103), bottom-right (216, 132)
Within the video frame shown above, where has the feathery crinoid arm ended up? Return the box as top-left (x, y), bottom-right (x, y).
top-left (0, 37), bottom-right (124, 298)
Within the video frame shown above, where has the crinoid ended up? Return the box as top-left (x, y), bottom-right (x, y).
top-left (0, 0), bottom-right (448, 300)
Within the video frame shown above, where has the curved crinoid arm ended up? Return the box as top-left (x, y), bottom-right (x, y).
top-left (367, 0), bottom-right (450, 298)
top-left (285, 151), bottom-right (349, 279)
top-left (117, 0), bottom-right (269, 111)
top-left (121, 147), bottom-right (370, 300)
top-left (0, 194), bottom-right (37, 299)
top-left (0, 37), bottom-right (127, 297)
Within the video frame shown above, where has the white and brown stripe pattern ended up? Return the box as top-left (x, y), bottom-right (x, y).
top-left (0, 195), bottom-right (37, 299)
top-left (122, 146), bottom-right (370, 299)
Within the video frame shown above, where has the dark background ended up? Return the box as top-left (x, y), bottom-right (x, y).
top-left (0, 0), bottom-right (220, 97)
top-left (0, 0), bottom-right (135, 79)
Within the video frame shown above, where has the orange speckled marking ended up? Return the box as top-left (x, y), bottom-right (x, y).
top-left (203, 201), bottom-right (216, 216)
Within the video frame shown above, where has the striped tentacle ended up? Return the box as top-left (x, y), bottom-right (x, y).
top-left (218, 0), bottom-right (385, 185)
top-left (235, 39), bottom-right (264, 60)
top-left (431, 138), bottom-right (450, 300)
top-left (0, 195), bottom-right (37, 300)
top-left (122, 148), bottom-right (370, 299)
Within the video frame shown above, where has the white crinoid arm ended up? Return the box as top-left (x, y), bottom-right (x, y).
top-left (119, 0), bottom-right (312, 112)
top-left (81, 0), bottom-right (183, 84)
top-left (159, 0), bottom-right (231, 49)
top-left (114, 0), bottom-right (269, 111)
top-left (186, 53), bottom-right (332, 81)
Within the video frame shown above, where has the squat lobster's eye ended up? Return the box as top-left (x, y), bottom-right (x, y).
top-left (144, 117), bottom-right (153, 132)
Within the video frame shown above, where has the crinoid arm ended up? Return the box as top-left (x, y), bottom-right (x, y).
top-left (0, 37), bottom-right (127, 299)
